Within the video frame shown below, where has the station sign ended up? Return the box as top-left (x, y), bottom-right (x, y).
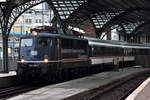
top-left (0, 0), bottom-right (6, 2)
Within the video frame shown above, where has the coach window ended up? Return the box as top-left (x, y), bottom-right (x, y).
top-left (124, 49), bottom-right (127, 56)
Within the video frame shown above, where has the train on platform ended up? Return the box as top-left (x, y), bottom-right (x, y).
top-left (17, 27), bottom-right (150, 80)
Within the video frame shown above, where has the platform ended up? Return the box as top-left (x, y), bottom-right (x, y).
top-left (0, 71), bottom-right (17, 89)
top-left (126, 77), bottom-right (150, 100)
top-left (0, 71), bottom-right (16, 77)
top-left (8, 67), bottom-right (150, 100)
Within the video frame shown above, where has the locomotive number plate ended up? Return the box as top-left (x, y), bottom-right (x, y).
top-left (29, 64), bottom-right (39, 67)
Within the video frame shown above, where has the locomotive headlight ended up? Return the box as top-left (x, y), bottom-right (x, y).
top-left (21, 55), bottom-right (25, 63)
top-left (32, 31), bottom-right (38, 36)
top-left (44, 55), bottom-right (49, 63)
top-left (21, 59), bottom-right (25, 63)
top-left (44, 58), bottom-right (49, 63)
top-left (31, 50), bottom-right (38, 56)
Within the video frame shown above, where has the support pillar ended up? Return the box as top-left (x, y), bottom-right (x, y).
top-left (2, 35), bottom-right (8, 73)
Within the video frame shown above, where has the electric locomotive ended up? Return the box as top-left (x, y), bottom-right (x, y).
top-left (17, 28), bottom-right (90, 79)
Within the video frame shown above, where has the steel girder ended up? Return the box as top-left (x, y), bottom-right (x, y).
top-left (64, 0), bottom-right (150, 37)
top-left (61, 1), bottom-right (121, 37)
top-left (56, 0), bottom-right (97, 36)
top-left (0, 0), bottom-right (45, 35)
top-left (47, 0), bottom-right (98, 36)
top-left (131, 20), bottom-right (150, 36)
top-left (49, 0), bottom-right (86, 20)
top-left (49, 0), bottom-right (88, 30)
top-left (96, 8), bottom-right (150, 36)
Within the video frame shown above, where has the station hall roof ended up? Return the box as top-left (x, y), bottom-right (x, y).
top-left (1, 0), bottom-right (150, 38)
top-left (51, 0), bottom-right (150, 37)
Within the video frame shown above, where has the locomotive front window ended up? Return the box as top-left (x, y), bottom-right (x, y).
top-left (37, 38), bottom-right (52, 47)
top-left (21, 38), bottom-right (33, 47)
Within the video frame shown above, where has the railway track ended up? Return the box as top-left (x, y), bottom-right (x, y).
top-left (0, 66), bottom-right (105, 99)
top-left (0, 84), bottom-right (42, 99)
top-left (86, 73), bottom-right (150, 100)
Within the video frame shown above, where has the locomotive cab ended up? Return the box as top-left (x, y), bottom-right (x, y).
top-left (17, 27), bottom-right (90, 80)
top-left (17, 33), bottom-right (58, 77)
top-left (19, 36), bottom-right (54, 62)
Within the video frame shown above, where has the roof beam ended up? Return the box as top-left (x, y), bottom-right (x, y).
top-left (131, 20), bottom-right (150, 36)
top-left (96, 8), bottom-right (150, 36)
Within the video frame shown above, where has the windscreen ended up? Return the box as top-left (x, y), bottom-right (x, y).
top-left (37, 37), bottom-right (52, 47)
top-left (21, 38), bottom-right (33, 47)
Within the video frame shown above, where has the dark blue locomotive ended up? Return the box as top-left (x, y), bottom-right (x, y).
top-left (17, 28), bottom-right (90, 79)
top-left (17, 27), bottom-right (150, 80)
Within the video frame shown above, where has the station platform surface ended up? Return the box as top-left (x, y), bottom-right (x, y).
top-left (0, 71), bottom-right (17, 89)
top-left (126, 77), bottom-right (150, 100)
top-left (8, 67), bottom-right (150, 100)
top-left (0, 71), bottom-right (16, 77)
